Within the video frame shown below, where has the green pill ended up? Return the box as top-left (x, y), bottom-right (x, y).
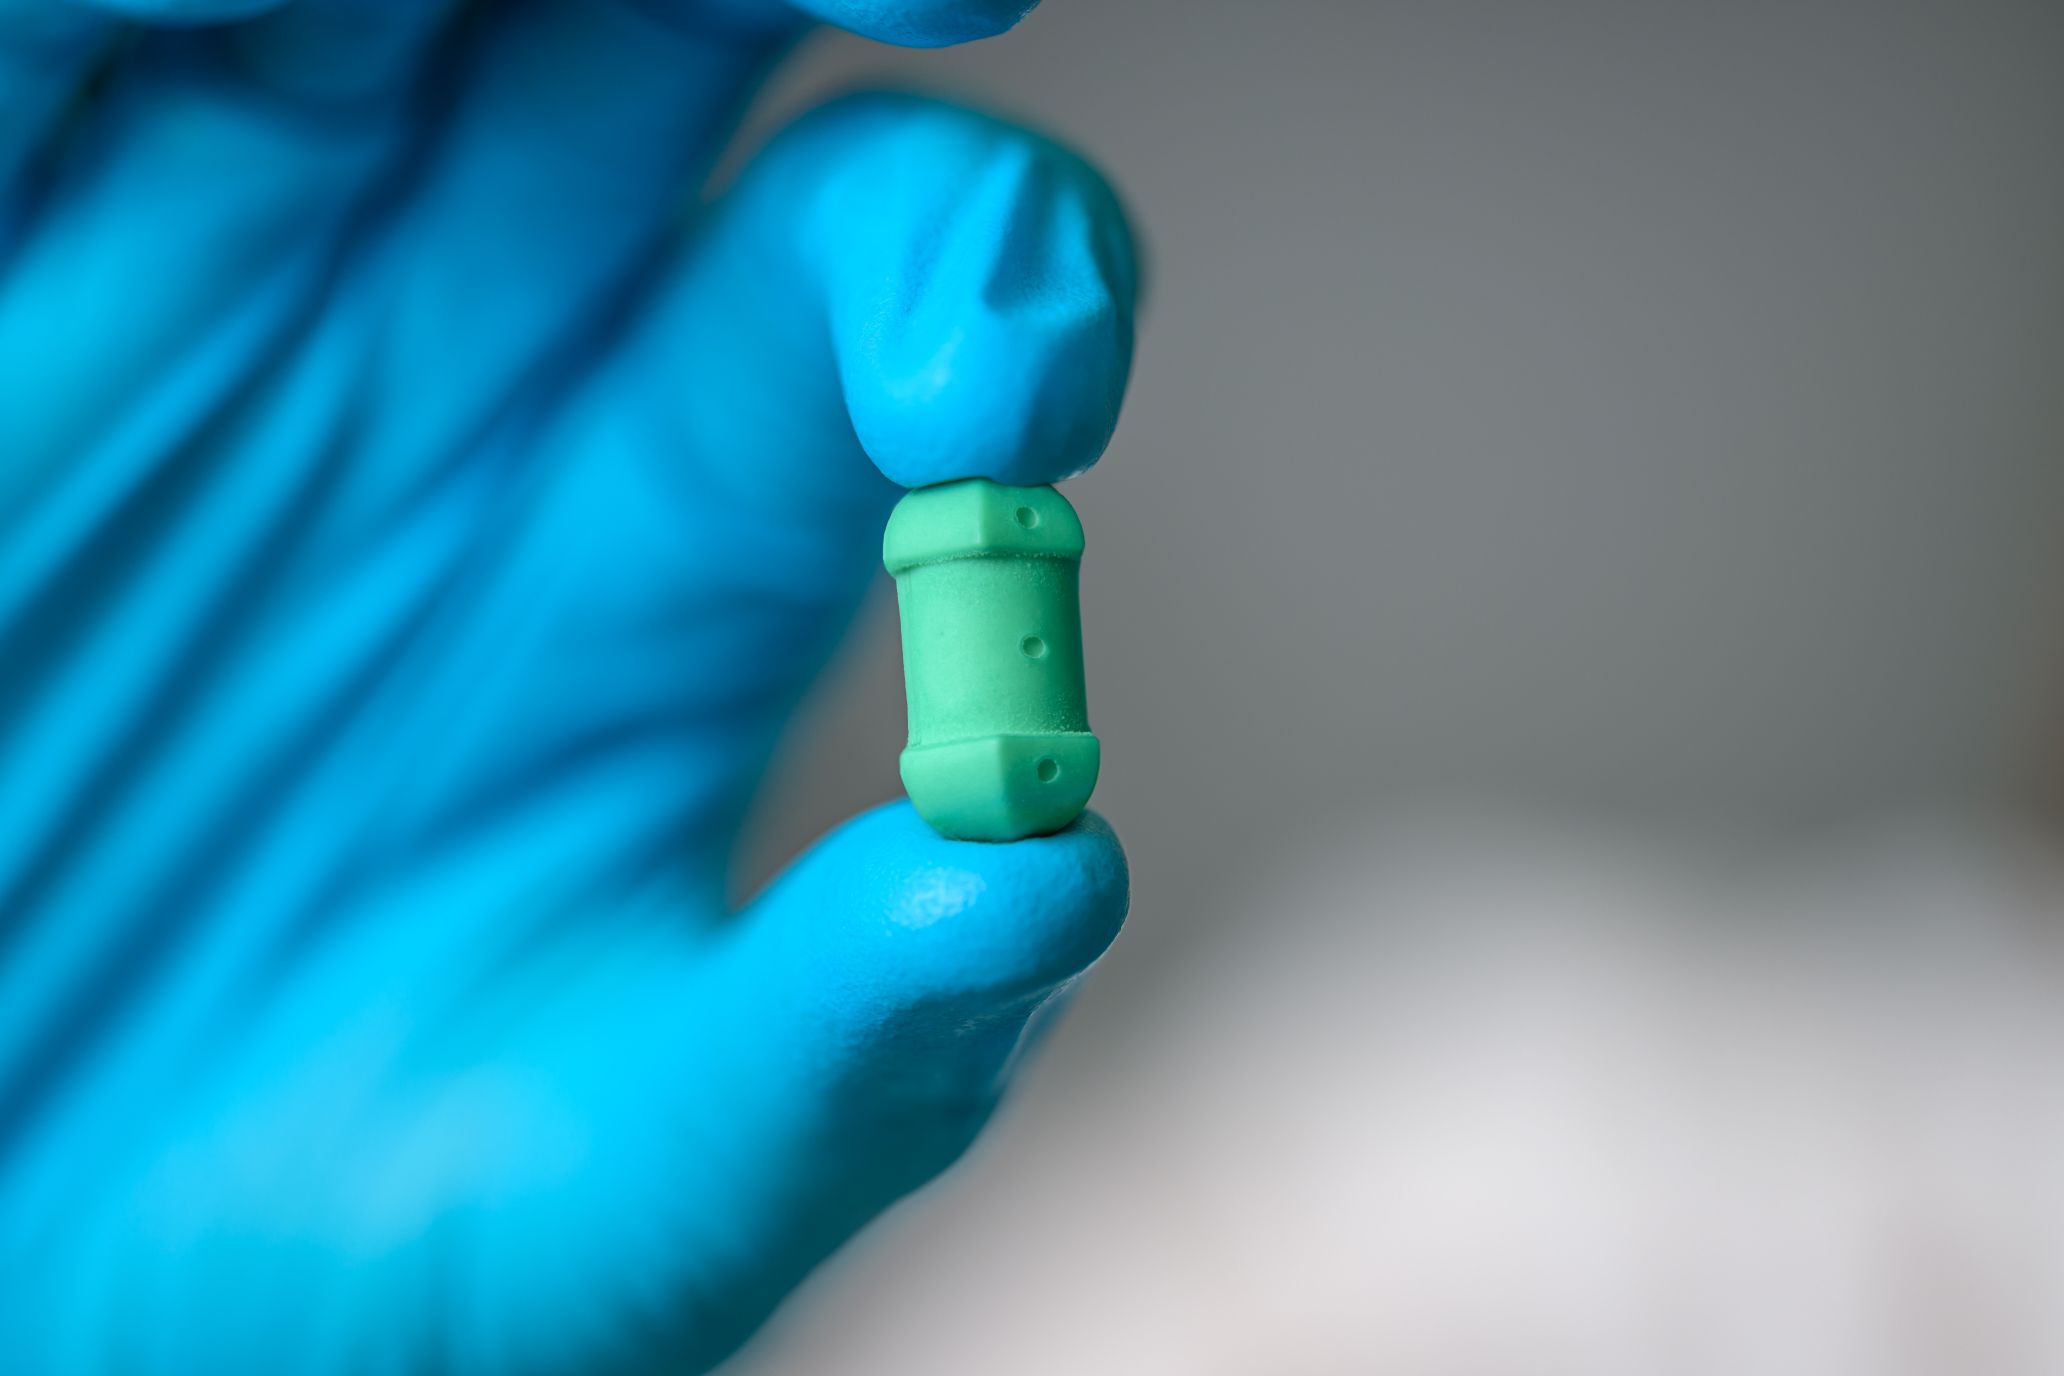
top-left (884, 478), bottom-right (1100, 842)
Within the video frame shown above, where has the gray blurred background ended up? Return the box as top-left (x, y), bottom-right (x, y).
top-left (724, 1), bottom-right (2064, 1370)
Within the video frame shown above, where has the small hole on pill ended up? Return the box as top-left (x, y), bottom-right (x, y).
top-left (1014, 506), bottom-right (1040, 529)
top-left (1036, 758), bottom-right (1060, 783)
top-left (1020, 635), bottom-right (1046, 659)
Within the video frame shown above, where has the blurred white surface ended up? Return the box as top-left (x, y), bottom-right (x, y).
top-left (732, 813), bottom-right (2064, 1375)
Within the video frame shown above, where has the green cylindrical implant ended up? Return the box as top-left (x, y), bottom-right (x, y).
top-left (884, 478), bottom-right (1099, 842)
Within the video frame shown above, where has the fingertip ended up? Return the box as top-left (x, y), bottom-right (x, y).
top-left (896, 805), bottom-right (1131, 1004)
top-left (799, 96), bottom-right (1139, 488)
top-left (790, 0), bottom-right (1037, 47)
top-left (748, 801), bottom-right (1129, 1023)
top-left (609, 91), bottom-right (1135, 548)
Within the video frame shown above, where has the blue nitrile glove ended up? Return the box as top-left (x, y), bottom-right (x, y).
top-left (0, 0), bottom-right (1136, 1369)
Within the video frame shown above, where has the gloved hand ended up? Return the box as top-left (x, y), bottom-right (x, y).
top-left (0, 0), bottom-right (1135, 1370)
